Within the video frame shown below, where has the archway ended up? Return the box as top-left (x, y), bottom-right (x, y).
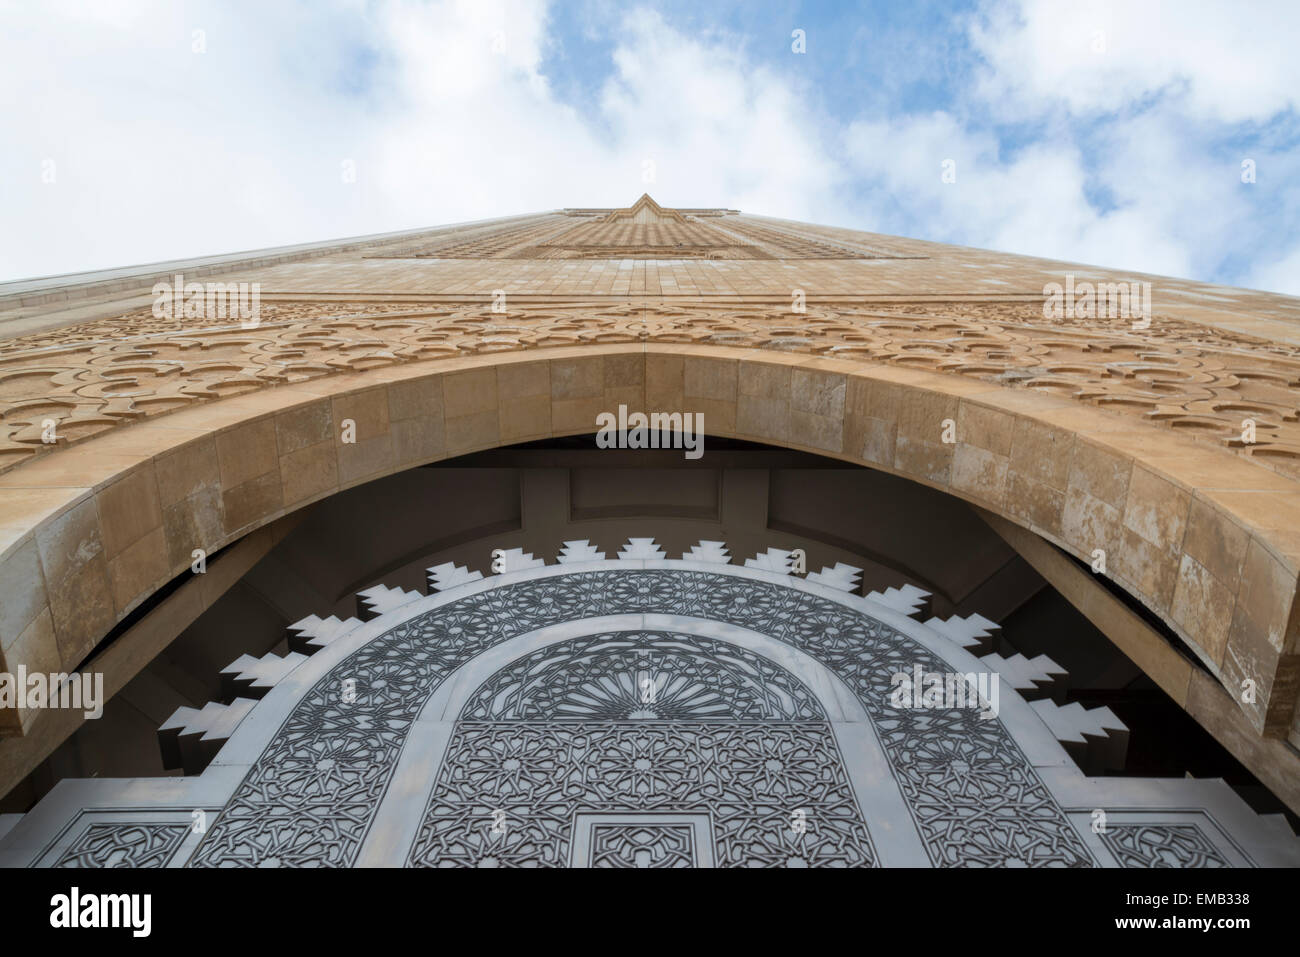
top-left (1, 346), bottom-right (1297, 815)
top-left (4, 560), bottom-right (1294, 867)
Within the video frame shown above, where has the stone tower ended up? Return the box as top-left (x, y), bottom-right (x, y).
top-left (1, 197), bottom-right (1298, 866)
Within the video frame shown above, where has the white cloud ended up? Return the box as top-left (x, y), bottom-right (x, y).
top-left (970, 0), bottom-right (1300, 123)
top-left (0, 1), bottom-right (842, 280)
top-left (836, 0), bottom-right (1300, 285)
top-left (0, 0), bottom-right (1295, 298)
top-left (841, 111), bottom-right (1201, 278)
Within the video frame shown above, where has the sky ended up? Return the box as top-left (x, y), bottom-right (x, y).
top-left (1, 0), bottom-right (1298, 294)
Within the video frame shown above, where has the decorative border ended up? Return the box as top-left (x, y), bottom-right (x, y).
top-left (186, 566), bottom-right (1092, 867)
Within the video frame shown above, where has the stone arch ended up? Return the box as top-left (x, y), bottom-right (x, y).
top-left (400, 627), bottom-right (869, 867)
top-left (180, 564), bottom-right (1101, 868)
top-left (451, 630), bottom-right (828, 722)
top-left (5, 561), bottom-right (1296, 868)
top-left (0, 343), bottom-right (1296, 746)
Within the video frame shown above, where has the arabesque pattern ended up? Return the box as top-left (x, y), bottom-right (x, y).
top-left (3, 295), bottom-right (1299, 475)
top-left (187, 570), bottom-right (1092, 868)
top-left (53, 823), bottom-right (189, 868)
top-left (412, 631), bottom-right (870, 867)
top-left (409, 720), bottom-right (874, 868)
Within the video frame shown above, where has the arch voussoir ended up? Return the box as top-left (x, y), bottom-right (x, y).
top-left (0, 343), bottom-right (1296, 755)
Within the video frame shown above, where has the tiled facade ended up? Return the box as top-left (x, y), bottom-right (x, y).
top-left (0, 197), bottom-right (1298, 807)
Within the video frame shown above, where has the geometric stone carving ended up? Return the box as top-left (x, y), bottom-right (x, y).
top-left (356, 583), bottom-right (423, 620)
top-left (490, 548), bottom-right (545, 574)
top-left (409, 720), bottom-right (875, 868)
top-left (2, 261), bottom-right (1298, 754)
top-left (426, 562), bottom-right (484, 592)
top-left (6, 562), bottom-right (1297, 868)
top-left (617, 538), bottom-right (666, 560)
top-left (979, 651), bottom-right (1068, 701)
top-left (681, 540), bottom-right (731, 564)
top-left (1100, 824), bottom-right (1230, 868)
top-left (157, 698), bottom-right (258, 775)
top-left (219, 650), bottom-right (310, 701)
top-left (867, 584), bottom-right (931, 618)
top-left (6, 185), bottom-right (1300, 750)
top-left (286, 614), bottom-right (360, 656)
top-left (588, 822), bottom-right (698, 868)
top-left (410, 630), bottom-right (872, 867)
top-left (185, 569), bottom-right (1096, 868)
top-left (8, 293), bottom-right (1300, 492)
top-left (557, 540), bottom-right (605, 564)
top-left (1030, 699), bottom-right (1130, 773)
top-left (924, 612), bottom-right (1000, 655)
top-left (743, 547), bottom-right (797, 574)
top-left (456, 632), bottom-right (826, 722)
top-left (53, 823), bottom-right (190, 868)
top-left (805, 562), bottom-right (863, 593)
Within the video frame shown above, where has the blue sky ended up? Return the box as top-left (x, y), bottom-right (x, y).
top-left (2, 0), bottom-right (1298, 294)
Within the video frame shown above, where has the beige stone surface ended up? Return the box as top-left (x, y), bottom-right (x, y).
top-left (1, 197), bottom-right (1298, 769)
